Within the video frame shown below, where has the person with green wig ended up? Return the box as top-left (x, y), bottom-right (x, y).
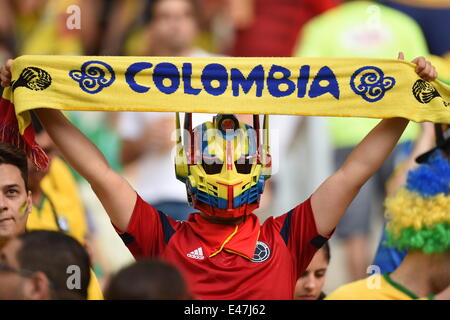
top-left (326, 126), bottom-right (450, 299)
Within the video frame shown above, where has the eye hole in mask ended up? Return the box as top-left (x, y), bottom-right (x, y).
top-left (234, 157), bottom-right (255, 174)
top-left (202, 158), bottom-right (223, 174)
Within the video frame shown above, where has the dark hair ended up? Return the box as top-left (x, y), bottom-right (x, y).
top-left (105, 259), bottom-right (189, 300)
top-left (317, 243), bottom-right (331, 300)
top-left (444, 140), bottom-right (450, 158)
top-left (321, 242), bottom-right (331, 263)
top-left (0, 143), bottom-right (29, 190)
top-left (16, 230), bottom-right (91, 300)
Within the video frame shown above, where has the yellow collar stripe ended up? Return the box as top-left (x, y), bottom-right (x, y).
top-left (209, 225), bottom-right (239, 258)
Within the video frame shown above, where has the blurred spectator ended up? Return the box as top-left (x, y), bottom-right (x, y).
top-left (372, 123), bottom-right (443, 274)
top-left (295, 0), bottom-right (427, 281)
top-left (117, 0), bottom-right (215, 221)
top-left (105, 259), bottom-right (190, 300)
top-left (327, 246), bottom-right (450, 300)
top-left (26, 114), bottom-right (88, 245)
top-left (79, 0), bottom-right (117, 55)
top-left (103, 0), bottom-right (207, 57)
top-left (0, 230), bottom-right (91, 300)
top-left (294, 242), bottom-right (330, 300)
top-left (326, 144), bottom-right (450, 300)
top-left (379, 0), bottom-right (450, 58)
top-left (100, 0), bottom-right (152, 56)
top-left (0, 0), bottom-right (122, 58)
top-left (294, 1), bottom-right (429, 59)
top-left (0, 140), bottom-right (103, 299)
top-left (2, 0), bottom-right (83, 56)
top-left (0, 0), bottom-right (14, 61)
top-left (126, 0), bottom-right (212, 57)
top-left (146, 0), bottom-right (203, 57)
top-left (232, 0), bottom-right (339, 57)
top-left (189, 0), bottom-right (238, 55)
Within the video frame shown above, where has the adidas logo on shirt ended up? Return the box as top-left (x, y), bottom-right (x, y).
top-left (187, 247), bottom-right (205, 260)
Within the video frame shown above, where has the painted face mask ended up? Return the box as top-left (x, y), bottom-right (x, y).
top-left (175, 114), bottom-right (271, 218)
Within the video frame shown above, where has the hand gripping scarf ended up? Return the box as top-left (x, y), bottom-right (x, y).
top-left (1, 55), bottom-right (450, 169)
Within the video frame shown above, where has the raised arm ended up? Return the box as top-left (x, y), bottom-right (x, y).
top-left (34, 109), bottom-right (136, 232)
top-left (311, 54), bottom-right (437, 237)
top-left (1, 59), bottom-right (136, 232)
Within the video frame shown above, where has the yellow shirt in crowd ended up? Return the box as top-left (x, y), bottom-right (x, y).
top-left (26, 157), bottom-right (103, 300)
top-left (15, 0), bottom-right (83, 55)
top-left (27, 157), bottom-right (87, 244)
top-left (326, 273), bottom-right (434, 300)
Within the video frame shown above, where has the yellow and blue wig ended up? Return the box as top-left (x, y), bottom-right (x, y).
top-left (385, 150), bottom-right (450, 254)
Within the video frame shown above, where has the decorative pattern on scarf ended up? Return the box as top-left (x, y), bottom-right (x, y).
top-left (1, 55), bottom-right (450, 168)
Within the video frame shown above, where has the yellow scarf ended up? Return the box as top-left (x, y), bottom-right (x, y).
top-left (1, 55), bottom-right (450, 168)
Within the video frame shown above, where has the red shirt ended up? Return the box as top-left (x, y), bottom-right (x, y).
top-left (116, 194), bottom-right (330, 300)
top-left (232, 0), bottom-right (339, 57)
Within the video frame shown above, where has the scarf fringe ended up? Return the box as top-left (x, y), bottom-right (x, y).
top-left (0, 97), bottom-right (49, 170)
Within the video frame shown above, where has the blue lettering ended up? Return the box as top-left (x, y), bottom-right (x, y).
top-left (230, 65), bottom-right (264, 97)
top-left (309, 66), bottom-right (339, 99)
top-left (126, 62), bottom-right (153, 93)
top-left (153, 62), bottom-right (180, 94)
top-left (201, 64), bottom-right (228, 96)
top-left (297, 65), bottom-right (310, 98)
top-left (182, 63), bottom-right (202, 95)
top-left (125, 61), bottom-right (340, 100)
top-left (267, 65), bottom-right (295, 98)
